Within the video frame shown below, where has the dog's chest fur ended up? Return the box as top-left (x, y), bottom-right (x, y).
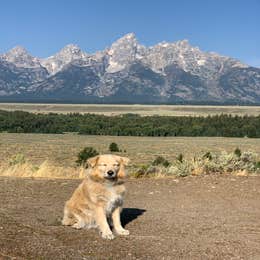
top-left (105, 186), bottom-right (124, 215)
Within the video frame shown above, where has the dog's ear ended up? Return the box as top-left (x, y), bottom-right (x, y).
top-left (87, 155), bottom-right (99, 168)
top-left (118, 156), bottom-right (130, 179)
top-left (120, 156), bottom-right (130, 166)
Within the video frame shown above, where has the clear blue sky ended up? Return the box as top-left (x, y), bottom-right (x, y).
top-left (0, 0), bottom-right (259, 67)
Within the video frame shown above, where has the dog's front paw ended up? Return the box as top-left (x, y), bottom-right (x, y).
top-left (72, 222), bottom-right (85, 229)
top-left (115, 228), bottom-right (130, 236)
top-left (101, 231), bottom-right (115, 240)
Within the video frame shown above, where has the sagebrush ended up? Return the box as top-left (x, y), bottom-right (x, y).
top-left (131, 150), bottom-right (260, 178)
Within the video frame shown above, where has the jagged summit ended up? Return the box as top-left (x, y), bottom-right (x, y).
top-left (1, 46), bottom-right (41, 68)
top-left (40, 44), bottom-right (88, 74)
top-left (7, 46), bottom-right (28, 55)
top-left (175, 39), bottom-right (190, 45)
top-left (59, 44), bottom-right (83, 55)
top-left (106, 32), bottom-right (145, 73)
top-left (119, 32), bottom-right (136, 40)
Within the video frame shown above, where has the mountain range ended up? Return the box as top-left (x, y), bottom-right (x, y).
top-left (1, 33), bottom-right (260, 104)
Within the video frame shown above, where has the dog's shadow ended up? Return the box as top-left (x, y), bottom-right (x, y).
top-left (121, 208), bottom-right (146, 227)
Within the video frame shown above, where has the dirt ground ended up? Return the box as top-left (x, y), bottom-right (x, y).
top-left (0, 175), bottom-right (260, 260)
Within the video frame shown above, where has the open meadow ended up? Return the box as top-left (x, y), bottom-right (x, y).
top-left (1, 103), bottom-right (260, 116)
top-left (0, 133), bottom-right (260, 168)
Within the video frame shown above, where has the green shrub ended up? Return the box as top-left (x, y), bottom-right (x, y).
top-left (202, 151), bottom-right (212, 160)
top-left (9, 153), bottom-right (26, 166)
top-left (109, 142), bottom-right (120, 152)
top-left (152, 156), bottom-right (170, 167)
top-left (177, 153), bottom-right (184, 163)
top-left (131, 164), bottom-right (150, 178)
top-left (255, 161), bottom-right (260, 170)
top-left (131, 164), bottom-right (166, 178)
top-left (234, 147), bottom-right (241, 157)
top-left (76, 147), bottom-right (99, 167)
top-left (167, 160), bottom-right (191, 177)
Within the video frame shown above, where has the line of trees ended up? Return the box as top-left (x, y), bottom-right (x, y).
top-left (0, 110), bottom-right (260, 137)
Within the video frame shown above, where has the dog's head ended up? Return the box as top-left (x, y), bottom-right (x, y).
top-left (87, 154), bottom-right (130, 182)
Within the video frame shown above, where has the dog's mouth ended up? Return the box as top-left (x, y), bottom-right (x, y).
top-left (105, 175), bottom-right (116, 179)
top-left (104, 173), bottom-right (117, 180)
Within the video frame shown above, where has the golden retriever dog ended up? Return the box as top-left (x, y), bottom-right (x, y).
top-left (62, 154), bottom-right (130, 240)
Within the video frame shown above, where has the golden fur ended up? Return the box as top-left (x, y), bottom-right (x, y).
top-left (62, 154), bottom-right (130, 240)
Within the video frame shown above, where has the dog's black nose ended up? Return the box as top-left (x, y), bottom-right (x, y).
top-left (107, 170), bottom-right (114, 176)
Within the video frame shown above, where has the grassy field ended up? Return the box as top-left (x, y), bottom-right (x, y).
top-left (0, 133), bottom-right (259, 168)
top-left (0, 103), bottom-right (260, 116)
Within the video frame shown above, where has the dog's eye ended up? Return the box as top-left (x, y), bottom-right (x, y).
top-left (113, 164), bottom-right (120, 167)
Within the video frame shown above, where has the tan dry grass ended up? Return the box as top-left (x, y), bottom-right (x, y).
top-left (0, 103), bottom-right (260, 116)
top-left (1, 133), bottom-right (260, 169)
top-left (0, 161), bottom-right (86, 179)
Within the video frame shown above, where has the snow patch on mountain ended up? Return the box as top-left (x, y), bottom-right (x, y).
top-left (40, 44), bottom-right (88, 74)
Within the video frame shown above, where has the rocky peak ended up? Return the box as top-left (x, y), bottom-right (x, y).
top-left (143, 39), bottom-right (248, 78)
top-left (7, 46), bottom-right (28, 55)
top-left (106, 33), bottom-right (145, 73)
top-left (40, 44), bottom-right (88, 74)
top-left (1, 46), bottom-right (41, 68)
top-left (58, 44), bottom-right (83, 56)
top-left (120, 32), bottom-right (136, 40)
top-left (175, 39), bottom-right (191, 47)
